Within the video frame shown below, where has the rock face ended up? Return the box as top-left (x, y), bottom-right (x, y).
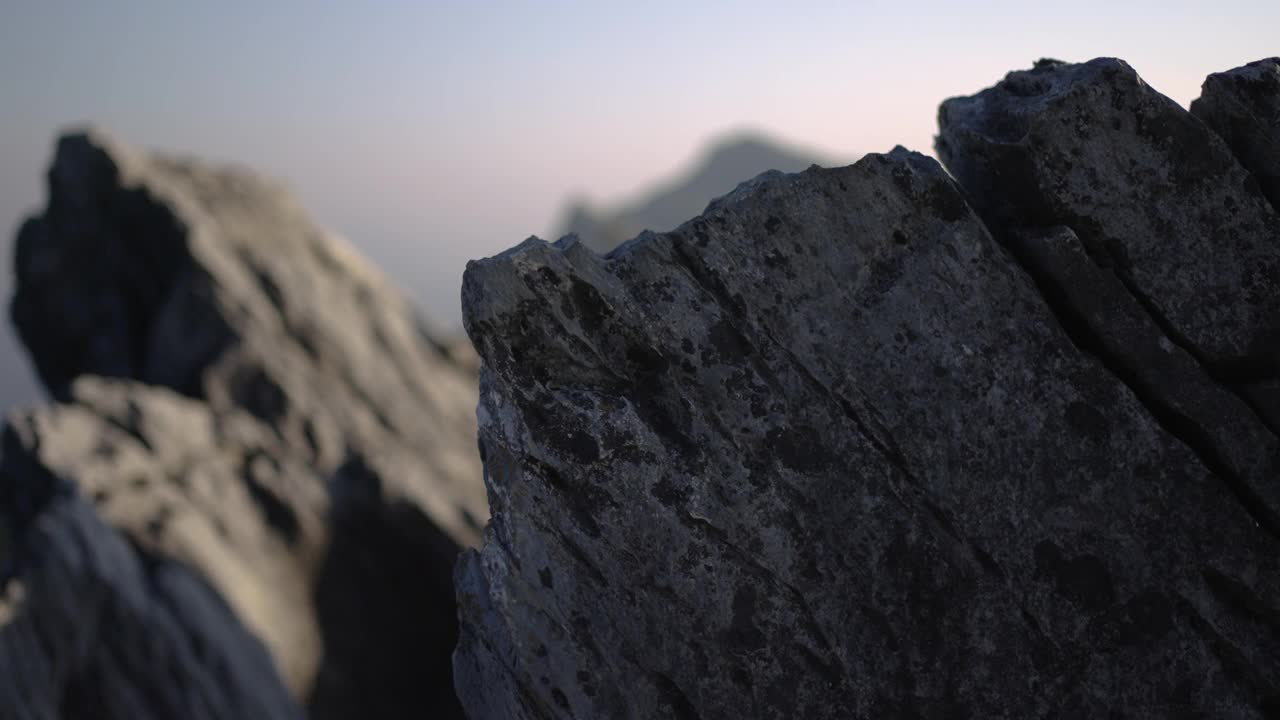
top-left (1192, 58), bottom-right (1280, 211)
top-left (558, 133), bottom-right (831, 253)
top-left (1, 131), bottom-right (485, 718)
top-left (456, 59), bottom-right (1280, 718)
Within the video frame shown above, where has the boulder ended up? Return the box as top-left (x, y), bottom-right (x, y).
top-left (456, 138), bottom-right (1280, 718)
top-left (0, 427), bottom-right (304, 720)
top-left (1192, 58), bottom-right (1280, 211)
top-left (937, 58), bottom-right (1280, 539)
top-left (1, 131), bottom-right (485, 718)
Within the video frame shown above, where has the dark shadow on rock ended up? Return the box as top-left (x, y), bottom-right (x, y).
top-left (308, 454), bottom-right (466, 720)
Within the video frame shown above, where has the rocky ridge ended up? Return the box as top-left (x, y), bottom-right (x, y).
top-left (0, 131), bottom-right (484, 719)
top-left (456, 58), bottom-right (1280, 718)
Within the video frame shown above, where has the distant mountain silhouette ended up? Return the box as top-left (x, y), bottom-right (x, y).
top-left (557, 132), bottom-right (841, 252)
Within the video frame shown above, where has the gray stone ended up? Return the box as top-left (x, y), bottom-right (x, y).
top-left (12, 130), bottom-right (486, 545)
top-left (937, 58), bottom-right (1280, 375)
top-left (937, 58), bottom-right (1280, 539)
top-left (0, 422), bottom-right (304, 720)
top-left (456, 144), bottom-right (1280, 717)
top-left (557, 134), bottom-right (830, 252)
top-left (1192, 58), bottom-right (1280, 211)
top-left (3, 131), bottom-right (486, 718)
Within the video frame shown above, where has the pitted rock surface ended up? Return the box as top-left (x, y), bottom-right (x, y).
top-left (1192, 57), bottom-right (1280, 211)
top-left (456, 141), bottom-right (1280, 718)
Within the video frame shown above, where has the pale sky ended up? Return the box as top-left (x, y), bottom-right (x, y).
top-left (1, 0), bottom-right (1276, 342)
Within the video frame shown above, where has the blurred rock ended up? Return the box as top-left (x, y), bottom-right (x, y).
top-left (937, 56), bottom-right (1280, 543)
top-left (0, 394), bottom-right (305, 720)
top-left (1, 131), bottom-right (485, 718)
top-left (457, 59), bottom-right (1280, 718)
top-left (557, 133), bottom-right (831, 252)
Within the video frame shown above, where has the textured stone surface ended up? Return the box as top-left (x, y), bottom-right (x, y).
top-left (456, 136), bottom-right (1280, 718)
top-left (0, 450), bottom-right (304, 720)
top-left (937, 58), bottom-right (1280, 375)
top-left (2, 131), bottom-right (484, 718)
top-left (1192, 58), bottom-right (1280, 211)
top-left (12, 130), bottom-right (485, 545)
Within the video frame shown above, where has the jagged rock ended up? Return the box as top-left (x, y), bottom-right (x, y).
top-left (2, 131), bottom-right (485, 718)
top-left (1192, 58), bottom-right (1280, 211)
top-left (558, 133), bottom-right (830, 252)
top-left (937, 58), bottom-right (1280, 375)
top-left (937, 58), bottom-right (1280, 537)
top-left (456, 133), bottom-right (1280, 719)
top-left (12, 130), bottom-right (485, 545)
top-left (0, 456), bottom-right (304, 720)
top-left (3, 378), bottom-right (330, 696)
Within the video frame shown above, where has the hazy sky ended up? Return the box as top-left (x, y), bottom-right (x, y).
top-left (2, 0), bottom-right (1278, 336)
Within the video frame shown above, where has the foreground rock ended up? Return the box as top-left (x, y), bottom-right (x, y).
top-left (456, 61), bottom-right (1280, 718)
top-left (1, 131), bottom-right (485, 718)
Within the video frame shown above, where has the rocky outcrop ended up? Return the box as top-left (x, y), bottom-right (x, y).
top-left (557, 133), bottom-right (831, 252)
top-left (1192, 58), bottom-right (1280, 211)
top-left (1, 131), bottom-right (485, 718)
top-left (0, 401), bottom-right (305, 720)
top-left (936, 57), bottom-right (1280, 536)
top-left (456, 59), bottom-right (1280, 718)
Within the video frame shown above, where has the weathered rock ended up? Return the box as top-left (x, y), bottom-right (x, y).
top-left (937, 58), bottom-right (1280, 538)
top-left (2, 131), bottom-right (485, 718)
top-left (12, 130), bottom-right (485, 546)
top-left (457, 141), bottom-right (1280, 718)
top-left (937, 58), bottom-right (1280, 376)
top-left (1192, 58), bottom-right (1280, 211)
top-left (0, 434), bottom-right (304, 720)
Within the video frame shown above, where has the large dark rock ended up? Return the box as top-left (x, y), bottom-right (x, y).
top-left (936, 58), bottom-right (1280, 376)
top-left (456, 133), bottom-right (1280, 719)
top-left (1192, 58), bottom-right (1280, 211)
top-left (1, 131), bottom-right (486, 718)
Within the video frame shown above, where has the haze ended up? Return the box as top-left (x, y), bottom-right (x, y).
top-left (1, 0), bottom-right (1276, 409)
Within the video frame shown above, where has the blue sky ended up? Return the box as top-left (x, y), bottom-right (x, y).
top-left (2, 0), bottom-right (1277, 332)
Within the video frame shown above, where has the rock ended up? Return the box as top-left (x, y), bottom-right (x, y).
top-left (937, 58), bottom-right (1280, 538)
top-left (12, 130), bottom-right (485, 545)
top-left (936, 58), bottom-right (1280, 375)
top-left (1192, 58), bottom-right (1280, 211)
top-left (2, 131), bottom-right (485, 718)
top-left (456, 139), bottom-right (1280, 718)
top-left (0, 448), bottom-right (304, 720)
top-left (557, 133), bottom-right (831, 252)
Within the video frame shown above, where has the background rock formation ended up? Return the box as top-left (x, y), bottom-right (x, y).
top-left (0, 131), bottom-right (485, 719)
top-left (456, 59), bottom-right (1280, 718)
top-left (557, 133), bottom-right (831, 253)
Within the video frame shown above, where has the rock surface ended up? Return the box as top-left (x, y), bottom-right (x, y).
top-left (1, 131), bottom-right (485, 718)
top-left (0, 429), bottom-right (305, 720)
top-left (456, 60), bottom-right (1280, 718)
top-left (1192, 58), bottom-right (1280, 211)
